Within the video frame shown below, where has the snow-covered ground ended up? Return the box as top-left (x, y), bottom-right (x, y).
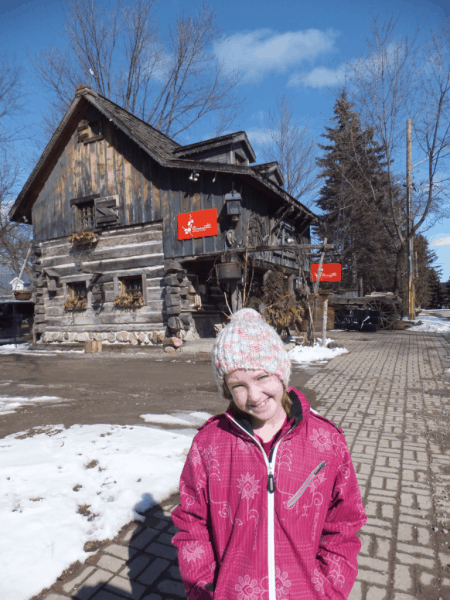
top-left (1, 405), bottom-right (328, 600)
top-left (288, 337), bottom-right (348, 364)
top-left (406, 311), bottom-right (450, 333)
top-left (0, 422), bottom-right (200, 600)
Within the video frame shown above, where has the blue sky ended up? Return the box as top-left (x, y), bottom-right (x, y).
top-left (2, 0), bottom-right (450, 281)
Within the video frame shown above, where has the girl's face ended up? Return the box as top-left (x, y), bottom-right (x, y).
top-left (225, 369), bottom-right (285, 427)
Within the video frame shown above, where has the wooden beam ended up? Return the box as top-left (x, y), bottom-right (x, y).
top-left (229, 243), bottom-right (336, 253)
top-left (176, 243), bottom-right (336, 263)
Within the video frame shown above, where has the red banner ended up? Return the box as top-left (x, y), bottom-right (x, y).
top-left (311, 263), bottom-right (341, 281)
top-left (177, 209), bottom-right (218, 240)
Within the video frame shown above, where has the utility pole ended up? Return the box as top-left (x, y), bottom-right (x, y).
top-left (406, 119), bottom-right (415, 320)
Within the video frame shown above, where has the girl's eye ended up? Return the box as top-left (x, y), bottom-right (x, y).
top-left (258, 376), bottom-right (268, 381)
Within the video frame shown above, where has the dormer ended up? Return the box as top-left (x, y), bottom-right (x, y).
top-left (172, 131), bottom-right (256, 166)
top-left (252, 162), bottom-right (285, 187)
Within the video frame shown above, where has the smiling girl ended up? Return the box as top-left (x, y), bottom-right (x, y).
top-left (171, 308), bottom-right (366, 599)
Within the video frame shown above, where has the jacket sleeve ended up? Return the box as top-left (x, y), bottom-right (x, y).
top-left (316, 436), bottom-right (367, 599)
top-left (171, 437), bottom-right (216, 600)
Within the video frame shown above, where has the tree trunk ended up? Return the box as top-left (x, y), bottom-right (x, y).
top-left (352, 252), bottom-right (358, 287)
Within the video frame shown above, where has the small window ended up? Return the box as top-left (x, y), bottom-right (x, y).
top-left (71, 194), bottom-right (120, 233)
top-left (113, 275), bottom-right (145, 308)
top-left (120, 276), bottom-right (143, 295)
top-left (78, 201), bottom-right (96, 230)
top-left (70, 281), bottom-right (88, 299)
top-left (64, 281), bottom-right (88, 311)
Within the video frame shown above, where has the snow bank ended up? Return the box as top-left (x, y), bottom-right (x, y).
top-left (288, 339), bottom-right (348, 364)
top-left (407, 313), bottom-right (450, 333)
top-left (0, 423), bottom-right (195, 600)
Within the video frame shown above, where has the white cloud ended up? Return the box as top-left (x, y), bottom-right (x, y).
top-left (214, 28), bottom-right (338, 83)
top-left (430, 234), bottom-right (450, 246)
top-left (246, 128), bottom-right (276, 146)
top-left (288, 64), bottom-right (347, 88)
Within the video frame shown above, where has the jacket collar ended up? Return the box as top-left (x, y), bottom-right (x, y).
top-left (225, 388), bottom-right (304, 438)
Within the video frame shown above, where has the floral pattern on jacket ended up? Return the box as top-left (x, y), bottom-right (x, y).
top-left (171, 388), bottom-right (367, 599)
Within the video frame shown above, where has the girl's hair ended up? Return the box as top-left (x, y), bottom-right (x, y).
top-left (223, 376), bottom-right (293, 416)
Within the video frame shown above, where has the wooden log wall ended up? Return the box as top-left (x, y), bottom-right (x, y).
top-left (34, 222), bottom-right (167, 335)
top-left (31, 105), bottom-right (162, 242)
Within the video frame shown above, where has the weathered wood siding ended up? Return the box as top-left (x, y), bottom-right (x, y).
top-left (181, 145), bottom-right (232, 164)
top-left (37, 222), bottom-right (166, 332)
top-left (32, 105), bottom-right (161, 241)
top-left (163, 169), bottom-right (311, 271)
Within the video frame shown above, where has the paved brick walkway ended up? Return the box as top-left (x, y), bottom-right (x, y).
top-left (40, 330), bottom-right (450, 600)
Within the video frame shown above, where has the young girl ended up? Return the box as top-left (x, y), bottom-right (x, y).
top-left (171, 308), bottom-right (366, 599)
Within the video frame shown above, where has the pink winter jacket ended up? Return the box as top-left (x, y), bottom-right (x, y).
top-left (171, 388), bottom-right (367, 600)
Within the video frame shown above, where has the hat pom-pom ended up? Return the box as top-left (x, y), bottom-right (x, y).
top-left (230, 308), bottom-right (261, 322)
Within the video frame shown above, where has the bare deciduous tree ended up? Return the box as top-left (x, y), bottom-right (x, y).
top-left (0, 55), bottom-right (33, 294)
top-left (31, 0), bottom-right (242, 141)
top-left (0, 158), bottom-right (33, 293)
top-left (343, 17), bottom-right (450, 295)
top-left (255, 95), bottom-right (318, 208)
top-left (412, 19), bottom-right (450, 230)
top-left (0, 52), bottom-right (26, 146)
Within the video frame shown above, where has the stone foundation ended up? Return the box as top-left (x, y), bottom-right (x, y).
top-left (40, 330), bottom-right (166, 345)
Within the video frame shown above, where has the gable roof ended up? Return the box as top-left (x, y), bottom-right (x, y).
top-left (9, 85), bottom-right (319, 224)
top-left (84, 87), bottom-right (181, 162)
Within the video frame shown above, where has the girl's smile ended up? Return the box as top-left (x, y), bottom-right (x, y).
top-left (251, 398), bottom-right (269, 410)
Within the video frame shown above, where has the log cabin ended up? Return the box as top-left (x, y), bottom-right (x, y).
top-left (9, 84), bottom-right (320, 344)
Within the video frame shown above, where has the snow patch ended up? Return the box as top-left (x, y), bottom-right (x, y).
top-left (288, 339), bottom-right (348, 364)
top-left (0, 396), bottom-right (68, 415)
top-left (140, 411), bottom-right (213, 427)
top-left (140, 414), bottom-right (197, 426)
top-left (0, 343), bottom-right (84, 355)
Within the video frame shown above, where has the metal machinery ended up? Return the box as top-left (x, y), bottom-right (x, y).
top-left (330, 290), bottom-right (402, 331)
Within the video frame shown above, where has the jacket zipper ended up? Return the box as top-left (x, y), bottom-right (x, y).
top-left (286, 461), bottom-right (326, 508)
top-left (227, 415), bottom-right (295, 600)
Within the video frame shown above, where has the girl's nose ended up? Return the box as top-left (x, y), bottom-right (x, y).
top-left (247, 384), bottom-right (262, 403)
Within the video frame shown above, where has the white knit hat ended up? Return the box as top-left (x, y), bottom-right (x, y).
top-left (211, 308), bottom-right (291, 398)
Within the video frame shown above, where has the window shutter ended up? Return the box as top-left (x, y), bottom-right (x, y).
top-left (72, 205), bottom-right (79, 233)
top-left (95, 195), bottom-right (121, 227)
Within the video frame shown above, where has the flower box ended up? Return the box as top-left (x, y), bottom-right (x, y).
top-left (68, 231), bottom-right (98, 245)
top-left (64, 296), bottom-right (87, 311)
top-left (14, 291), bottom-right (32, 301)
top-left (113, 292), bottom-right (143, 309)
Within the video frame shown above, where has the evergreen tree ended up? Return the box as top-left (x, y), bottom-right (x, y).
top-left (315, 90), bottom-right (399, 292)
top-left (445, 276), bottom-right (450, 308)
top-left (427, 269), bottom-right (444, 308)
top-left (412, 235), bottom-right (443, 309)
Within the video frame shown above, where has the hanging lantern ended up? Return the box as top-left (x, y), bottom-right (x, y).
top-left (224, 192), bottom-right (242, 222)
